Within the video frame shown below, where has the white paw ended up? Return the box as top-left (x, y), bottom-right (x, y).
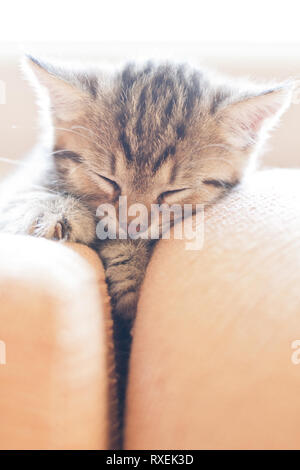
top-left (33, 206), bottom-right (96, 244)
top-left (0, 195), bottom-right (96, 245)
top-left (34, 214), bottom-right (73, 241)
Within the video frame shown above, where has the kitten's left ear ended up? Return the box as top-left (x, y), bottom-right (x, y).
top-left (23, 55), bottom-right (98, 121)
top-left (219, 83), bottom-right (294, 148)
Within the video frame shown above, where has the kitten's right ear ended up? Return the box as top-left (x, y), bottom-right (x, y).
top-left (218, 83), bottom-right (294, 148)
top-left (23, 55), bottom-right (96, 121)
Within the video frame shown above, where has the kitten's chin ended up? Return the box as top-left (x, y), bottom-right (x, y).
top-left (114, 291), bottom-right (139, 321)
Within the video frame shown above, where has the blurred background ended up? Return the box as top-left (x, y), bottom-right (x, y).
top-left (0, 0), bottom-right (300, 179)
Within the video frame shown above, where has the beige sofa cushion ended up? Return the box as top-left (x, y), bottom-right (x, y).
top-left (0, 235), bottom-right (114, 450)
top-left (125, 169), bottom-right (300, 450)
top-left (1, 168), bottom-right (300, 449)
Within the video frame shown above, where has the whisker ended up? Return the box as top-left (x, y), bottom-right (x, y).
top-left (29, 184), bottom-right (61, 196)
top-left (200, 156), bottom-right (236, 170)
top-left (0, 157), bottom-right (27, 167)
top-left (53, 127), bottom-right (110, 156)
top-left (53, 127), bottom-right (97, 145)
top-left (71, 125), bottom-right (99, 139)
top-left (198, 143), bottom-right (231, 151)
top-left (49, 149), bottom-right (75, 157)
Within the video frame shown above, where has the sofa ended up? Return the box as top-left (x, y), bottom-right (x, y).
top-left (0, 168), bottom-right (300, 449)
top-left (1, 47), bottom-right (300, 450)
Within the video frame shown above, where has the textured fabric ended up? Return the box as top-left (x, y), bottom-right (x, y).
top-left (125, 169), bottom-right (300, 450)
top-left (0, 235), bottom-right (113, 450)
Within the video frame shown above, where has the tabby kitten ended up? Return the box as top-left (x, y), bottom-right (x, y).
top-left (0, 57), bottom-right (293, 319)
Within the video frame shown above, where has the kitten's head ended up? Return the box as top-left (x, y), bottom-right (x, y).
top-left (25, 56), bottom-right (293, 220)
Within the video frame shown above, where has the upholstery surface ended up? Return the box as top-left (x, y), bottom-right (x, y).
top-left (125, 169), bottom-right (300, 450)
top-left (0, 235), bottom-right (113, 450)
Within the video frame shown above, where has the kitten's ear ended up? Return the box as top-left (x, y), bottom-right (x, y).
top-left (23, 55), bottom-right (97, 121)
top-left (219, 84), bottom-right (293, 148)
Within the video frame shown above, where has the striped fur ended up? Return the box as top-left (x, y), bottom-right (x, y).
top-left (0, 57), bottom-right (293, 320)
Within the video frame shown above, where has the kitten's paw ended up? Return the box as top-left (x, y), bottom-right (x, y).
top-left (0, 195), bottom-right (96, 245)
top-left (34, 214), bottom-right (73, 241)
top-left (33, 201), bottom-right (96, 244)
top-left (52, 219), bottom-right (71, 240)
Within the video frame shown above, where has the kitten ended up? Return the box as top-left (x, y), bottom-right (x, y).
top-left (0, 57), bottom-right (293, 320)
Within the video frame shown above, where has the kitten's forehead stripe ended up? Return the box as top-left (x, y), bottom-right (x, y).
top-left (210, 88), bottom-right (232, 114)
top-left (169, 162), bottom-right (178, 184)
top-left (184, 72), bottom-right (202, 119)
top-left (115, 63), bottom-right (204, 167)
top-left (176, 123), bottom-right (186, 139)
top-left (79, 74), bottom-right (98, 99)
top-left (135, 85), bottom-right (148, 138)
top-left (165, 96), bottom-right (176, 118)
top-left (119, 131), bottom-right (133, 161)
top-left (110, 153), bottom-right (116, 175)
top-left (88, 77), bottom-right (99, 99)
top-left (153, 145), bottom-right (176, 173)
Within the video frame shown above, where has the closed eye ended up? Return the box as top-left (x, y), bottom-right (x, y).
top-left (97, 174), bottom-right (121, 194)
top-left (158, 188), bottom-right (190, 203)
